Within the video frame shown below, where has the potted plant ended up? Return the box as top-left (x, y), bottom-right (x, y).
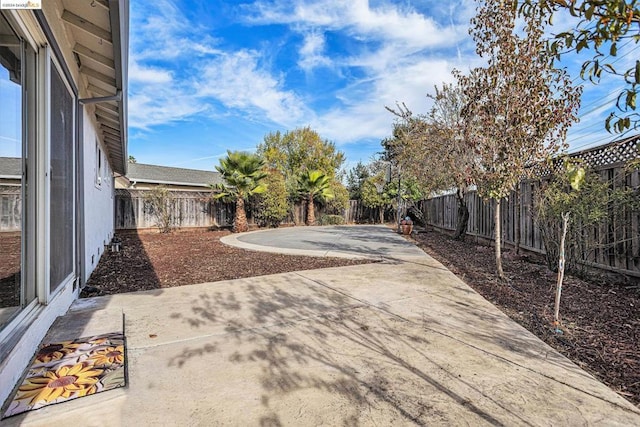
top-left (400, 217), bottom-right (413, 235)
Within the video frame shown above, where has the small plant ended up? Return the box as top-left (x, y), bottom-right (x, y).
top-left (143, 186), bottom-right (175, 233)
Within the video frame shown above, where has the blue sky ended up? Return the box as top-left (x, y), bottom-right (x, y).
top-left (124, 0), bottom-right (639, 173)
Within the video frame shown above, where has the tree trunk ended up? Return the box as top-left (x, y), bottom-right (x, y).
top-left (307, 195), bottom-right (315, 225)
top-left (234, 196), bottom-right (248, 233)
top-left (379, 206), bottom-right (384, 224)
top-left (553, 212), bottom-right (570, 330)
top-left (452, 189), bottom-right (469, 241)
top-left (494, 198), bottom-right (505, 279)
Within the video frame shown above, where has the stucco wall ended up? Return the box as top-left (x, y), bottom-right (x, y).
top-left (82, 108), bottom-right (114, 283)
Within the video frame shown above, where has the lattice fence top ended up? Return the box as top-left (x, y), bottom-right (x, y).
top-left (572, 134), bottom-right (639, 168)
top-left (530, 134), bottom-right (639, 177)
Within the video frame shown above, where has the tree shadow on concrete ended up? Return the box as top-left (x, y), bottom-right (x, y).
top-left (166, 270), bottom-right (560, 426)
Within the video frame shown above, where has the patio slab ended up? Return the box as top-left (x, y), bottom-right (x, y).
top-left (2, 226), bottom-right (639, 426)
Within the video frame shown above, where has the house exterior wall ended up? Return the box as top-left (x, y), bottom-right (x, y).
top-left (82, 109), bottom-right (115, 282)
top-left (0, 2), bottom-right (127, 407)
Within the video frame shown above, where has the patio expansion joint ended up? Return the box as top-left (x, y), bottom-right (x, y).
top-left (126, 303), bottom-right (368, 351)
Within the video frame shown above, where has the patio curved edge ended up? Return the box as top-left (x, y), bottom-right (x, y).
top-left (220, 228), bottom-right (382, 261)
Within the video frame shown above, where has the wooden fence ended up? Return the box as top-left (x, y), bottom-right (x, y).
top-left (114, 189), bottom-right (335, 229)
top-left (115, 189), bottom-right (232, 229)
top-left (423, 137), bottom-right (640, 276)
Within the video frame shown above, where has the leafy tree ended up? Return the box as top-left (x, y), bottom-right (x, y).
top-left (325, 181), bottom-right (349, 216)
top-left (519, 0), bottom-right (640, 132)
top-left (460, 0), bottom-right (582, 278)
top-left (257, 127), bottom-right (346, 199)
top-left (254, 168), bottom-right (289, 228)
top-left (297, 170), bottom-right (334, 226)
top-left (534, 158), bottom-right (639, 328)
top-left (387, 82), bottom-right (475, 240)
top-left (360, 173), bottom-right (393, 224)
top-left (128, 155), bottom-right (137, 164)
top-left (144, 185), bottom-right (175, 233)
top-left (346, 161), bottom-right (371, 200)
top-left (213, 150), bottom-right (267, 233)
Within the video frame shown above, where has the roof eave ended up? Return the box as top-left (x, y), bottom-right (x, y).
top-left (108, 0), bottom-right (128, 176)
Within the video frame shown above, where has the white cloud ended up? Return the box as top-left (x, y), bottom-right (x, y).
top-left (129, 60), bottom-right (172, 84)
top-left (245, 0), bottom-right (469, 50)
top-left (312, 58), bottom-right (458, 143)
top-left (196, 50), bottom-right (311, 126)
top-left (298, 31), bottom-right (332, 71)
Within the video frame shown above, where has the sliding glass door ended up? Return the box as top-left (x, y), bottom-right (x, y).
top-left (49, 62), bottom-right (75, 293)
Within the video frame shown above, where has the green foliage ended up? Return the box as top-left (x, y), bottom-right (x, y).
top-left (346, 161), bottom-right (371, 200)
top-left (212, 150), bottom-right (268, 201)
top-left (518, 0), bottom-right (640, 132)
top-left (257, 127), bottom-right (346, 200)
top-left (128, 155), bottom-right (137, 164)
top-left (297, 170), bottom-right (335, 226)
top-left (254, 169), bottom-right (289, 228)
top-left (318, 215), bottom-right (345, 225)
top-left (535, 160), bottom-right (638, 273)
top-left (213, 150), bottom-right (268, 232)
top-left (296, 170), bottom-right (335, 203)
top-left (360, 174), bottom-right (392, 210)
top-left (143, 186), bottom-right (175, 233)
top-left (325, 181), bottom-right (349, 215)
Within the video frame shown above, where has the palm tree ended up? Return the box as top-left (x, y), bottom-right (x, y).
top-left (297, 170), bottom-right (334, 225)
top-left (213, 151), bottom-right (267, 232)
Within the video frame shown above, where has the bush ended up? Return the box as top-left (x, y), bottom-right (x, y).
top-left (143, 186), bottom-right (175, 233)
top-left (254, 169), bottom-right (289, 228)
top-left (319, 214), bottom-right (345, 225)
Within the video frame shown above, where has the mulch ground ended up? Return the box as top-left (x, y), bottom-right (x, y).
top-left (83, 229), bottom-right (374, 296)
top-left (412, 228), bottom-right (640, 407)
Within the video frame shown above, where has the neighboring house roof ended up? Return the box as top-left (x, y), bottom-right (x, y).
top-left (126, 163), bottom-right (222, 187)
top-left (53, 0), bottom-right (129, 175)
top-left (0, 157), bottom-right (21, 179)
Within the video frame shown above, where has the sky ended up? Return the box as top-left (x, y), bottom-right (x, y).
top-left (103, 0), bottom-right (640, 172)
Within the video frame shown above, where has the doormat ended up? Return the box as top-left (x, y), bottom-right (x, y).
top-left (2, 332), bottom-right (126, 418)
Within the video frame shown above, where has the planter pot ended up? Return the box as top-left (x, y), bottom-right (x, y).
top-left (401, 224), bottom-right (413, 235)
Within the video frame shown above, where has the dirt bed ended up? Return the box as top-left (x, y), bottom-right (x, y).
top-left (84, 229), bottom-right (374, 296)
top-left (413, 229), bottom-right (640, 407)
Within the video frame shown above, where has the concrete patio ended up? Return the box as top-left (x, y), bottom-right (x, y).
top-left (2, 226), bottom-right (639, 426)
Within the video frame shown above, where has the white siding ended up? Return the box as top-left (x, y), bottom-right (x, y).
top-left (82, 108), bottom-right (114, 283)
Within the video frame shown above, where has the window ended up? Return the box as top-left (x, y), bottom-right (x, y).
top-left (0, 12), bottom-right (36, 331)
top-left (95, 141), bottom-right (103, 187)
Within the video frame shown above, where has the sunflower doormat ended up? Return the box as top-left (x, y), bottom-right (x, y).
top-left (2, 332), bottom-right (126, 418)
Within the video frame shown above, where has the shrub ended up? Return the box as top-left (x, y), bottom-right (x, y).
top-left (254, 169), bottom-right (289, 228)
top-left (143, 186), bottom-right (175, 233)
top-left (319, 214), bottom-right (345, 225)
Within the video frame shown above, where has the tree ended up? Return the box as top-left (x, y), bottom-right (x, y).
top-left (325, 181), bottom-right (349, 216)
top-left (144, 185), bottom-right (175, 233)
top-left (387, 82), bottom-right (475, 240)
top-left (519, 0), bottom-right (640, 132)
top-left (360, 173), bottom-right (393, 224)
top-left (461, 0), bottom-right (582, 278)
top-left (128, 155), bottom-right (137, 164)
top-left (213, 151), bottom-right (267, 233)
top-left (254, 168), bottom-right (289, 228)
top-left (257, 127), bottom-right (345, 199)
top-left (346, 161), bottom-right (371, 200)
top-left (296, 170), bottom-right (334, 226)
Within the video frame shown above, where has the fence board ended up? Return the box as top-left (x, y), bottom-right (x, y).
top-left (423, 162), bottom-right (640, 276)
